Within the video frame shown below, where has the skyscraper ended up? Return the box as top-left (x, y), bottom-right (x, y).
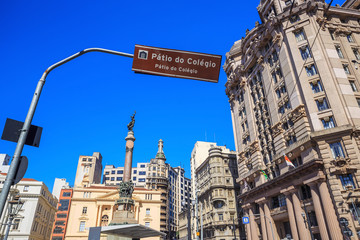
top-left (224, 0), bottom-right (360, 239)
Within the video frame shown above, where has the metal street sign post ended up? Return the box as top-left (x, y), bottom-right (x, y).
top-left (132, 45), bottom-right (222, 83)
top-left (0, 45), bottom-right (221, 222)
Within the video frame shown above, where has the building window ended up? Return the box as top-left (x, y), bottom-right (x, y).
top-left (310, 80), bottom-right (323, 93)
top-left (117, 170), bottom-right (123, 174)
top-left (329, 30), bottom-right (335, 40)
top-left (58, 200), bottom-right (69, 211)
top-left (353, 49), bottom-right (360, 60)
top-left (268, 56), bottom-right (274, 67)
top-left (329, 141), bottom-right (345, 158)
top-left (116, 177), bottom-right (123, 181)
top-left (57, 213), bottom-right (67, 218)
top-left (53, 227), bottom-right (64, 234)
top-left (146, 208), bottom-right (150, 215)
top-left (218, 214), bottom-right (224, 221)
top-left (105, 171), bottom-right (109, 175)
top-left (322, 116), bottom-right (335, 129)
top-left (306, 64), bottom-right (317, 76)
top-left (272, 51), bottom-right (279, 62)
top-left (347, 34), bottom-right (354, 43)
top-left (55, 221), bottom-right (65, 226)
top-left (335, 46), bottom-right (344, 58)
top-left (350, 80), bottom-right (358, 92)
top-left (295, 30), bottom-right (306, 42)
top-left (289, 14), bottom-right (300, 23)
top-left (343, 64), bottom-right (351, 75)
top-left (79, 221), bottom-right (86, 232)
top-left (111, 170), bottom-right (115, 174)
top-left (286, 135), bottom-right (297, 146)
top-left (308, 211), bottom-right (318, 227)
top-left (82, 207), bottom-right (87, 214)
top-left (101, 215), bottom-right (109, 226)
top-left (271, 194), bottom-right (286, 208)
top-left (300, 46), bottom-right (312, 60)
top-left (291, 156), bottom-right (303, 167)
top-left (300, 185), bottom-right (312, 200)
top-left (111, 177), bottom-right (115, 181)
top-left (62, 191), bottom-right (71, 197)
top-left (285, 0), bottom-right (292, 6)
top-left (140, 164), bottom-right (146, 168)
top-left (138, 178), bottom-right (146, 182)
top-left (12, 219), bottom-right (20, 230)
top-left (145, 222), bottom-right (150, 227)
top-left (24, 186), bottom-right (29, 192)
top-left (133, 177), bottom-right (136, 181)
top-left (357, 98), bottom-right (360, 108)
top-left (139, 171), bottom-right (146, 175)
top-left (316, 98), bottom-right (329, 111)
top-left (339, 174), bottom-right (355, 189)
top-left (133, 170), bottom-right (137, 174)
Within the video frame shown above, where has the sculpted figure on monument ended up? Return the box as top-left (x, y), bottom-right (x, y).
top-left (127, 111), bottom-right (136, 131)
top-left (118, 181), bottom-right (134, 198)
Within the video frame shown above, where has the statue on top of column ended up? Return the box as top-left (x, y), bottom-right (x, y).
top-left (127, 111), bottom-right (136, 131)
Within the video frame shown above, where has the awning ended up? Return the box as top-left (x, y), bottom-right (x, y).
top-left (100, 224), bottom-right (166, 238)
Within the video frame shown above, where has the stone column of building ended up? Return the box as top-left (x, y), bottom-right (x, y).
top-left (97, 205), bottom-right (103, 226)
top-left (318, 180), bottom-right (343, 239)
top-left (282, 191), bottom-right (299, 240)
top-left (307, 182), bottom-right (329, 240)
top-left (249, 206), bottom-right (259, 240)
top-left (243, 207), bottom-right (252, 240)
top-left (290, 188), bottom-right (311, 240)
top-left (256, 199), bottom-right (268, 240)
top-left (263, 200), bottom-right (277, 240)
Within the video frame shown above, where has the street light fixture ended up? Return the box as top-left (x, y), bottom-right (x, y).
top-left (3, 194), bottom-right (23, 240)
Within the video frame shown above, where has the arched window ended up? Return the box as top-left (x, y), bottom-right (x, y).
top-left (101, 215), bottom-right (109, 226)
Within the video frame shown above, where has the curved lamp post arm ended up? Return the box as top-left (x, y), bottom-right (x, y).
top-left (0, 48), bottom-right (134, 219)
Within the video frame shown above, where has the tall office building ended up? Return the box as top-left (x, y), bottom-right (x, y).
top-left (146, 139), bottom-right (170, 236)
top-left (224, 0), bottom-right (360, 239)
top-left (74, 152), bottom-right (103, 188)
top-left (168, 166), bottom-right (191, 239)
top-left (51, 188), bottom-right (73, 240)
top-left (102, 162), bottom-right (149, 187)
top-left (52, 178), bottom-right (70, 200)
top-left (190, 141), bottom-right (216, 200)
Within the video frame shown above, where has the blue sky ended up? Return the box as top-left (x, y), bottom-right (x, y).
top-left (0, 0), bottom-right (344, 190)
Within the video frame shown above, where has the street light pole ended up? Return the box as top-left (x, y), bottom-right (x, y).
top-left (0, 48), bottom-right (133, 218)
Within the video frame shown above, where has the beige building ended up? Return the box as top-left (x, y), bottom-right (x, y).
top-left (224, 0), bottom-right (360, 239)
top-left (74, 152), bottom-right (103, 188)
top-left (64, 184), bottom-right (162, 240)
top-left (195, 146), bottom-right (239, 240)
top-left (65, 152), bottom-right (163, 240)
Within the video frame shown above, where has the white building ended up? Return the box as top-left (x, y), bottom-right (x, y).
top-left (102, 162), bottom-right (148, 187)
top-left (0, 174), bottom-right (57, 240)
top-left (190, 141), bottom-right (216, 199)
top-left (52, 178), bottom-right (70, 200)
top-left (0, 154), bottom-right (10, 173)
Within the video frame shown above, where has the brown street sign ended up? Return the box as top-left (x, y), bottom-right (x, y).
top-left (132, 45), bottom-right (222, 83)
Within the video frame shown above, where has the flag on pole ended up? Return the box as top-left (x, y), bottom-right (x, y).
top-left (284, 154), bottom-right (295, 168)
top-left (261, 170), bottom-right (269, 180)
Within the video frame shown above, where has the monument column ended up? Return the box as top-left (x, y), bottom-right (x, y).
top-left (123, 112), bottom-right (136, 182)
top-left (110, 112), bottom-right (137, 225)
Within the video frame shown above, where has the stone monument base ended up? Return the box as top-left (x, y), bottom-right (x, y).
top-left (109, 210), bottom-right (137, 225)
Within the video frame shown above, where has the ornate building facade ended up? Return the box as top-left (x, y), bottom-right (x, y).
top-left (224, 0), bottom-right (360, 239)
top-left (195, 146), bottom-right (239, 240)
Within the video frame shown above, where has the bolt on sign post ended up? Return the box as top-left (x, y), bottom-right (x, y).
top-left (132, 45), bottom-right (222, 83)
